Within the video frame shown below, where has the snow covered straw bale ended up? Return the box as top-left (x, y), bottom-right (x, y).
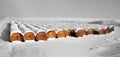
top-left (10, 21), bottom-right (23, 42)
top-left (46, 29), bottom-right (56, 39)
top-left (30, 24), bottom-right (49, 41)
top-left (36, 31), bottom-right (47, 41)
top-left (64, 28), bottom-right (72, 37)
top-left (34, 24), bottom-right (57, 39)
top-left (98, 28), bottom-right (106, 34)
top-left (86, 28), bottom-right (94, 35)
top-left (37, 25), bottom-right (57, 40)
top-left (105, 26), bottom-right (111, 34)
top-left (75, 28), bottom-right (87, 37)
top-left (50, 24), bottom-right (71, 38)
top-left (56, 29), bottom-right (66, 38)
top-left (17, 23), bottom-right (35, 41)
top-left (49, 24), bottom-right (66, 38)
top-left (33, 24), bottom-right (65, 38)
top-left (25, 24), bottom-right (48, 41)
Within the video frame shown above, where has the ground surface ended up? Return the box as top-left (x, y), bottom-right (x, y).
top-left (0, 18), bottom-right (120, 57)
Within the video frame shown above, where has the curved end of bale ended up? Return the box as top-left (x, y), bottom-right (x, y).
top-left (99, 28), bottom-right (106, 34)
top-left (110, 26), bottom-right (114, 32)
top-left (105, 27), bottom-right (111, 34)
top-left (57, 29), bottom-right (66, 38)
top-left (10, 33), bottom-right (23, 42)
top-left (47, 30), bottom-right (56, 38)
top-left (36, 32), bottom-right (47, 41)
top-left (23, 32), bottom-right (35, 41)
top-left (65, 29), bottom-right (72, 36)
top-left (87, 28), bottom-right (94, 35)
top-left (76, 29), bottom-right (86, 37)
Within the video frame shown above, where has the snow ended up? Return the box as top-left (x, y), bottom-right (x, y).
top-left (47, 38), bottom-right (56, 40)
top-left (10, 23), bottom-right (22, 36)
top-left (17, 23), bottom-right (34, 34)
top-left (0, 18), bottom-right (120, 57)
top-left (75, 28), bottom-right (85, 32)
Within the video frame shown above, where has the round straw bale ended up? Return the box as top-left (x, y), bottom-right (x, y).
top-left (76, 29), bottom-right (86, 37)
top-left (87, 28), bottom-right (94, 35)
top-left (57, 29), bottom-right (65, 38)
top-left (76, 30), bottom-right (84, 37)
top-left (99, 28), bottom-right (106, 34)
top-left (23, 32), bottom-right (35, 40)
top-left (36, 32), bottom-right (47, 41)
top-left (10, 33), bottom-right (23, 42)
top-left (47, 30), bottom-right (56, 38)
top-left (65, 28), bottom-right (71, 36)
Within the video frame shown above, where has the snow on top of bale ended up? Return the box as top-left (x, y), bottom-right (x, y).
top-left (25, 24), bottom-right (39, 33)
top-left (10, 24), bottom-right (23, 36)
top-left (23, 24), bottom-right (46, 34)
top-left (75, 28), bottom-right (85, 32)
top-left (46, 29), bottom-right (55, 33)
top-left (32, 24), bottom-right (48, 31)
top-left (18, 24), bottom-right (34, 34)
top-left (47, 38), bottom-right (56, 40)
top-left (37, 29), bottom-right (45, 33)
top-left (55, 29), bottom-right (65, 33)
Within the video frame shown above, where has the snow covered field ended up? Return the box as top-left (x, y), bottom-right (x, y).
top-left (0, 18), bottom-right (120, 57)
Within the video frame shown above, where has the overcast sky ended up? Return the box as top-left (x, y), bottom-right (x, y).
top-left (0, 0), bottom-right (120, 19)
